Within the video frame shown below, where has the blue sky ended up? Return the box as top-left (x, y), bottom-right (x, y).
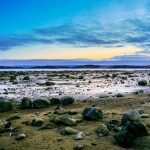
top-left (0, 0), bottom-right (150, 65)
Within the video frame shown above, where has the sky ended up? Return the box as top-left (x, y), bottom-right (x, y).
top-left (0, 0), bottom-right (150, 65)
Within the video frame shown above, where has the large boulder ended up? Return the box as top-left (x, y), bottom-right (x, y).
top-left (18, 97), bottom-right (32, 109)
top-left (132, 122), bottom-right (148, 137)
top-left (82, 107), bottom-right (103, 120)
top-left (61, 96), bottom-right (75, 105)
top-left (96, 124), bottom-right (109, 136)
top-left (115, 121), bottom-right (148, 148)
top-left (121, 110), bottom-right (140, 125)
top-left (0, 101), bottom-right (12, 112)
top-left (32, 118), bottom-right (43, 126)
top-left (33, 99), bottom-right (50, 108)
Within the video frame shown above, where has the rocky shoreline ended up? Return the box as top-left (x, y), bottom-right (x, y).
top-left (0, 94), bottom-right (150, 150)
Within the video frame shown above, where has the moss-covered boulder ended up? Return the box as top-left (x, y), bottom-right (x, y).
top-left (0, 101), bottom-right (12, 112)
top-left (39, 122), bottom-right (57, 130)
top-left (115, 121), bottom-right (148, 148)
top-left (18, 97), bottom-right (32, 109)
top-left (96, 124), bottom-right (109, 136)
top-left (33, 99), bottom-right (50, 108)
top-left (121, 110), bottom-right (141, 125)
top-left (61, 117), bottom-right (77, 126)
top-left (138, 80), bottom-right (147, 86)
top-left (82, 107), bottom-right (103, 120)
top-left (32, 118), bottom-right (43, 126)
top-left (61, 96), bottom-right (75, 105)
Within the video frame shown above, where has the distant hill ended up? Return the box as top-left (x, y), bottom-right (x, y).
top-left (0, 65), bottom-right (150, 69)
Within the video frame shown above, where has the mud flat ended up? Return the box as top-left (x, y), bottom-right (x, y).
top-left (0, 69), bottom-right (150, 101)
top-left (0, 70), bottom-right (150, 150)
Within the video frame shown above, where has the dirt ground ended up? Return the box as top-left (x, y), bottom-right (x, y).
top-left (0, 94), bottom-right (150, 150)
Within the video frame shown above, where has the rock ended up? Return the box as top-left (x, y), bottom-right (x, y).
top-left (96, 124), bottom-right (109, 136)
top-left (115, 121), bottom-right (136, 147)
top-left (121, 110), bottom-right (141, 125)
top-left (54, 108), bottom-right (68, 115)
top-left (138, 80), bottom-right (147, 86)
top-left (107, 120), bottom-right (119, 130)
top-left (33, 99), bottom-right (50, 108)
top-left (32, 118), bottom-right (43, 126)
top-left (82, 107), bottom-right (103, 120)
top-left (0, 120), bottom-right (11, 128)
top-left (50, 98), bottom-right (61, 105)
top-left (0, 101), bottom-right (12, 112)
top-left (60, 127), bottom-right (78, 135)
top-left (140, 114), bottom-right (150, 118)
top-left (68, 110), bottom-right (78, 115)
top-left (15, 134), bottom-right (26, 140)
top-left (18, 97), bottom-right (32, 109)
top-left (61, 96), bottom-right (75, 105)
top-left (39, 122), bottom-right (57, 130)
top-left (132, 122), bottom-right (148, 137)
top-left (73, 145), bottom-right (85, 150)
top-left (113, 126), bottom-right (122, 132)
top-left (73, 132), bottom-right (86, 140)
top-left (116, 93), bottom-right (124, 97)
top-left (0, 124), bottom-right (5, 132)
top-left (61, 117), bottom-right (77, 126)
top-left (6, 116), bottom-right (20, 121)
top-left (115, 121), bottom-right (148, 148)
top-left (135, 108), bottom-right (145, 114)
top-left (99, 94), bottom-right (109, 98)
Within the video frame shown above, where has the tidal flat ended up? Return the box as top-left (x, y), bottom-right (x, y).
top-left (0, 69), bottom-right (150, 150)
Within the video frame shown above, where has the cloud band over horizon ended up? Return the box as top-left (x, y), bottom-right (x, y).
top-left (0, 0), bottom-right (150, 64)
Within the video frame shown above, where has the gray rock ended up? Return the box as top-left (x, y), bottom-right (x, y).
top-left (61, 117), bottom-right (77, 126)
top-left (96, 124), bottom-right (109, 136)
top-left (140, 114), bottom-right (150, 118)
top-left (0, 101), bottom-right (12, 112)
top-left (135, 108), bottom-right (145, 114)
top-left (39, 122), bottom-right (57, 130)
top-left (33, 99), bottom-right (50, 108)
top-left (15, 134), bottom-right (26, 140)
top-left (73, 132), bottom-right (86, 140)
top-left (115, 121), bottom-right (148, 148)
top-left (61, 127), bottom-right (78, 135)
top-left (54, 108), bottom-right (68, 115)
top-left (61, 96), bottom-right (75, 105)
top-left (0, 120), bottom-right (11, 128)
top-left (121, 110), bottom-right (141, 125)
top-left (82, 107), bottom-right (103, 120)
top-left (18, 97), bottom-right (32, 109)
top-left (32, 118), bottom-right (43, 126)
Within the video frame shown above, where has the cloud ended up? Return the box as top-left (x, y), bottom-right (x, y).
top-left (0, 0), bottom-right (150, 56)
top-left (0, 55), bottom-right (150, 66)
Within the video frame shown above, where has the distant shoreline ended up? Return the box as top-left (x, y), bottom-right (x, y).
top-left (0, 65), bottom-right (150, 69)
